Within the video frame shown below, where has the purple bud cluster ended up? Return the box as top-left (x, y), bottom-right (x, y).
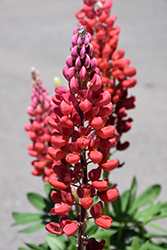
top-left (62, 26), bottom-right (100, 93)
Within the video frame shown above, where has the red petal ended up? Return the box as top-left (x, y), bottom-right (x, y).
top-left (95, 215), bottom-right (113, 229)
top-left (45, 222), bottom-right (63, 235)
top-left (60, 100), bottom-right (74, 115)
top-left (63, 221), bottom-right (79, 236)
top-left (100, 188), bottom-right (119, 203)
top-left (88, 150), bottom-right (103, 164)
top-left (92, 180), bottom-right (108, 192)
top-left (100, 159), bottom-right (118, 172)
top-left (77, 137), bottom-right (90, 149)
top-left (66, 153), bottom-right (80, 164)
top-left (90, 201), bottom-right (103, 219)
top-left (95, 91), bottom-right (111, 106)
top-left (97, 125), bottom-right (115, 139)
top-left (49, 177), bottom-right (67, 190)
top-left (81, 197), bottom-right (94, 209)
top-left (79, 99), bottom-right (92, 112)
top-left (48, 147), bottom-right (66, 161)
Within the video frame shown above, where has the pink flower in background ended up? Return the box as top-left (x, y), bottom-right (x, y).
top-left (24, 68), bottom-right (56, 181)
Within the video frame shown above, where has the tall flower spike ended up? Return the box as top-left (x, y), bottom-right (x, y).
top-left (45, 26), bottom-right (119, 250)
top-left (76, 0), bottom-right (137, 152)
top-left (24, 67), bottom-right (56, 181)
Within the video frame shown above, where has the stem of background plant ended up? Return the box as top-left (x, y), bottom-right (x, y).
top-left (77, 149), bottom-right (87, 250)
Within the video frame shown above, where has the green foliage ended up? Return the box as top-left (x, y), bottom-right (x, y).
top-left (12, 181), bottom-right (58, 234)
top-left (109, 177), bottom-right (167, 249)
top-left (13, 178), bottom-right (167, 250)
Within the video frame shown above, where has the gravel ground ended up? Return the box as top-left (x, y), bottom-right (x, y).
top-left (0, 0), bottom-right (167, 249)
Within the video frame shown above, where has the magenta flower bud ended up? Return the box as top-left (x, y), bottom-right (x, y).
top-left (66, 56), bottom-right (73, 68)
top-left (71, 45), bottom-right (78, 59)
top-left (89, 57), bottom-right (97, 71)
top-left (62, 65), bottom-right (69, 80)
top-left (75, 57), bottom-right (82, 71)
top-left (69, 76), bottom-right (80, 94)
top-left (73, 27), bottom-right (78, 35)
top-left (80, 45), bottom-right (86, 59)
top-left (77, 36), bottom-right (83, 47)
top-left (71, 33), bottom-right (78, 46)
top-left (84, 54), bottom-right (90, 68)
top-left (86, 43), bottom-right (93, 56)
top-left (66, 67), bottom-right (76, 81)
top-left (84, 35), bottom-right (90, 47)
top-left (79, 66), bottom-right (87, 82)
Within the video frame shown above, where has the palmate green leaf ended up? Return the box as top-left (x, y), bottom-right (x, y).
top-left (159, 202), bottom-right (167, 214)
top-left (130, 236), bottom-right (141, 250)
top-left (90, 229), bottom-right (117, 239)
top-left (12, 212), bottom-right (43, 226)
top-left (129, 184), bottom-right (161, 213)
top-left (19, 248), bottom-right (29, 250)
top-left (86, 222), bottom-right (98, 236)
top-left (146, 213), bottom-right (167, 224)
top-left (141, 242), bottom-right (166, 250)
top-left (27, 193), bottom-right (51, 212)
top-left (18, 223), bottom-right (45, 233)
top-left (147, 222), bottom-right (167, 233)
top-left (145, 232), bottom-right (167, 238)
top-left (67, 236), bottom-right (77, 250)
top-left (46, 234), bottom-right (65, 250)
top-left (143, 202), bottom-right (162, 222)
top-left (121, 190), bottom-right (130, 213)
top-left (126, 177), bottom-right (137, 213)
top-left (111, 195), bottom-right (121, 217)
top-left (25, 243), bottom-right (45, 250)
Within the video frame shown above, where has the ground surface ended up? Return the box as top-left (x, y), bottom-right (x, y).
top-left (0, 0), bottom-right (167, 249)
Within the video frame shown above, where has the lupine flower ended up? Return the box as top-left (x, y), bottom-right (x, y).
top-left (45, 26), bottom-right (119, 249)
top-left (24, 68), bottom-right (56, 181)
top-left (75, 0), bottom-right (137, 151)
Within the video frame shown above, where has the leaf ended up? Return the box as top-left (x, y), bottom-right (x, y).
top-left (147, 222), bottom-right (167, 233)
top-left (18, 223), bottom-right (45, 233)
top-left (121, 190), bottom-right (130, 213)
top-left (86, 222), bottom-right (98, 236)
top-left (126, 177), bottom-right (137, 213)
top-left (27, 193), bottom-right (51, 212)
top-left (130, 236), bottom-right (141, 250)
top-left (90, 229), bottom-right (117, 239)
top-left (159, 202), bottom-right (167, 214)
top-left (145, 233), bottom-right (167, 238)
top-left (19, 248), bottom-right (29, 250)
top-left (67, 237), bottom-right (77, 250)
top-left (141, 242), bottom-right (166, 250)
top-left (12, 212), bottom-right (43, 226)
top-left (25, 243), bottom-right (45, 250)
top-left (130, 184), bottom-right (161, 212)
top-left (44, 181), bottom-right (54, 197)
top-left (143, 202), bottom-right (161, 222)
top-left (111, 195), bottom-right (121, 217)
top-left (46, 234), bottom-right (65, 250)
